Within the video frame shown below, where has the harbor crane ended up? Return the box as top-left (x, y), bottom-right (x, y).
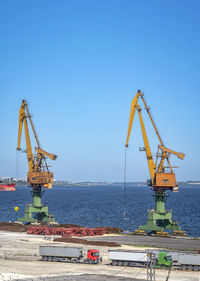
top-left (125, 90), bottom-right (185, 236)
top-left (17, 100), bottom-right (57, 223)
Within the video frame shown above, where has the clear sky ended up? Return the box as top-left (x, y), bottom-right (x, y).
top-left (0, 0), bottom-right (199, 182)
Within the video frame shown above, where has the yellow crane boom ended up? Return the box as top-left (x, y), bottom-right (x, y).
top-left (35, 148), bottom-right (57, 160)
top-left (158, 145), bottom-right (185, 160)
top-left (125, 92), bottom-right (141, 147)
top-left (17, 100), bottom-right (34, 172)
top-left (137, 104), bottom-right (156, 184)
top-left (126, 90), bottom-right (156, 185)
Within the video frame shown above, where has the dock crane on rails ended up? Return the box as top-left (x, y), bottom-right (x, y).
top-left (125, 90), bottom-right (186, 236)
top-left (17, 100), bottom-right (57, 223)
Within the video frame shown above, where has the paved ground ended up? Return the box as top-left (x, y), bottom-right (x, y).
top-left (19, 274), bottom-right (144, 281)
top-left (86, 235), bottom-right (200, 250)
top-left (0, 231), bottom-right (200, 281)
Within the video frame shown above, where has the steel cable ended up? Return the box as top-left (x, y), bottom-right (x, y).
top-left (123, 147), bottom-right (127, 217)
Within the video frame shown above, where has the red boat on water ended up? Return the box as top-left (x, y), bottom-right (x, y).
top-left (0, 178), bottom-right (16, 191)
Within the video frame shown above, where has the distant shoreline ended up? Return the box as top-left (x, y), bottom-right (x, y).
top-left (15, 180), bottom-right (200, 187)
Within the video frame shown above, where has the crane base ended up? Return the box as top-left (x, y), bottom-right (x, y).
top-left (18, 204), bottom-right (55, 223)
top-left (136, 190), bottom-right (184, 235)
top-left (18, 187), bottom-right (55, 223)
top-left (139, 209), bottom-right (181, 233)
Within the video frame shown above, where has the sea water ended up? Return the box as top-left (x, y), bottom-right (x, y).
top-left (0, 185), bottom-right (199, 237)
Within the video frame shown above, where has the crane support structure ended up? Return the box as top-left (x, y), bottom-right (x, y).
top-left (125, 90), bottom-right (185, 235)
top-left (17, 100), bottom-right (57, 223)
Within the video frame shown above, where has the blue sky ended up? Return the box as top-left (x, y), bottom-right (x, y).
top-left (0, 0), bottom-right (199, 182)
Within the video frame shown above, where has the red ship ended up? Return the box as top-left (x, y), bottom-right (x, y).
top-left (0, 178), bottom-right (16, 191)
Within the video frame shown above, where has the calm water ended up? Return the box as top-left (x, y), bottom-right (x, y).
top-left (0, 185), bottom-right (199, 237)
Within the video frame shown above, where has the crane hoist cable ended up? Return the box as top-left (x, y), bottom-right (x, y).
top-left (123, 146), bottom-right (127, 217)
top-left (15, 150), bottom-right (20, 180)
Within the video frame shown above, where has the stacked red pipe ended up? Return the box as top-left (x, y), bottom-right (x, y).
top-left (27, 226), bottom-right (107, 237)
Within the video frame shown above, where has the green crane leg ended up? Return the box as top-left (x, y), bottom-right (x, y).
top-left (18, 188), bottom-right (55, 223)
top-left (139, 191), bottom-right (181, 233)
